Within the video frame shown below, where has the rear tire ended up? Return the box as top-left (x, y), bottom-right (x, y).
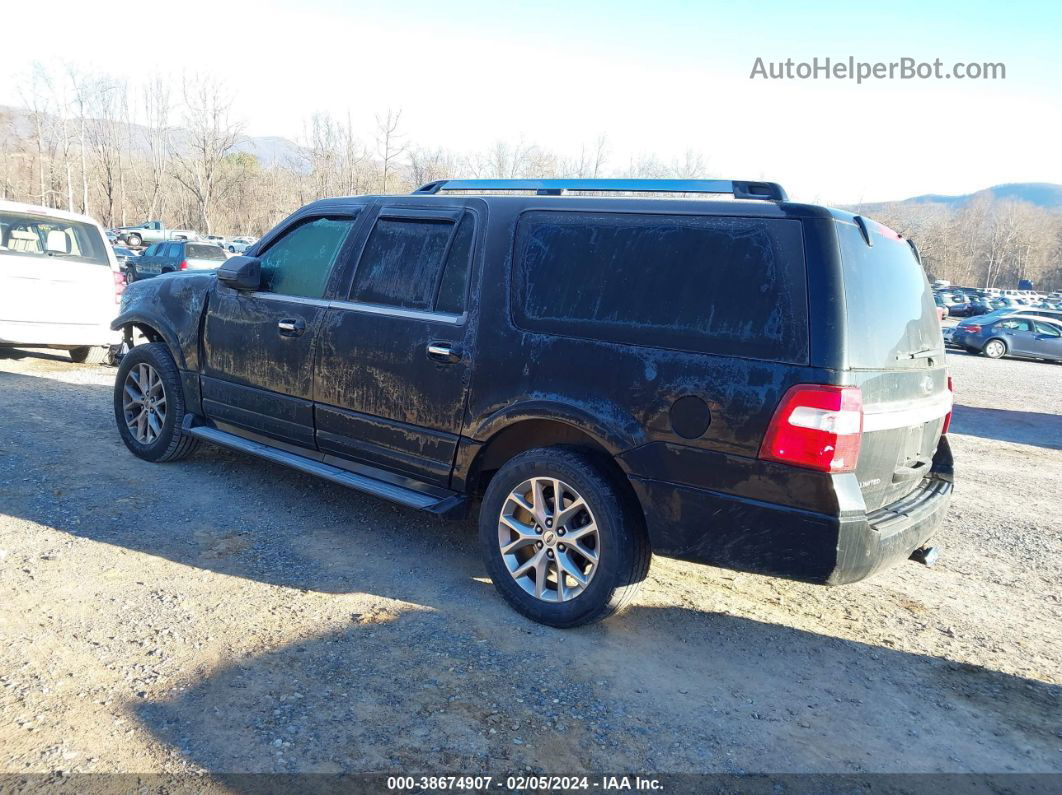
top-left (479, 447), bottom-right (650, 627)
top-left (113, 342), bottom-right (200, 462)
top-left (69, 346), bottom-right (110, 365)
top-left (983, 338), bottom-right (1007, 359)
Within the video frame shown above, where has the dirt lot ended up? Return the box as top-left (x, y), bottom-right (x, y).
top-left (0, 347), bottom-right (1059, 777)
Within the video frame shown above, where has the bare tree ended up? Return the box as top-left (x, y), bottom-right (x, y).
top-left (170, 76), bottom-right (243, 233)
top-left (375, 108), bottom-right (406, 192)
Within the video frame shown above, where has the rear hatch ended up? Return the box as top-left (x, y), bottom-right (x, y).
top-left (185, 243), bottom-right (227, 270)
top-left (836, 217), bottom-right (951, 512)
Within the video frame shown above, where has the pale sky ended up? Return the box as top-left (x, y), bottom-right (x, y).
top-left (3, 0), bottom-right (1060, 204)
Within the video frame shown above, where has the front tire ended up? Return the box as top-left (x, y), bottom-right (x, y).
top-left (125, 233), bottom-right (143, 247)
top-left (983, 338), bottom-right (1007, 359)
top-left (479, 447), bottom-right (650, 627)
top-left (113, 342), bottom-right (199, 462)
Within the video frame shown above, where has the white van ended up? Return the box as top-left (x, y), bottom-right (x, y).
top-left (0, 200), bottom-right (123, 363)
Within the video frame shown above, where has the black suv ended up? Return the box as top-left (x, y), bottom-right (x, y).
top-left (111, 179), bottom-right (954, 627)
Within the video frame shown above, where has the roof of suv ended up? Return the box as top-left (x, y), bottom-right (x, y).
top-left (296, 179), bottom-right (860, 225)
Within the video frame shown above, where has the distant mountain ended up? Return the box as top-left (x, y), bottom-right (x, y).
top-left (854, 182), bottom-right (1062, 213)
top-left (0, 104), bottom-right (307, 172)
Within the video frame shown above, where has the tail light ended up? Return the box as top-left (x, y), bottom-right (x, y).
top-left (941, 375), bottom-right (954, 435)
top-left (759, 385), bottom-right (863, 473)
top-left (113, 271), bottom-right (127, 304)
top-left (179, 260), bottom-right (189, 270)
top-left (959, 324), bottom-right (981, 333)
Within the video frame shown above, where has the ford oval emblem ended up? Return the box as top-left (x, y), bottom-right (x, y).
top-left (921, 376), bottom-right (934, 394)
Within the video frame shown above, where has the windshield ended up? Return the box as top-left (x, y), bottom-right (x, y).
top-left (0, 211), bottom-right (109, 266)
top-left (836, 217), bottom-right (944, 368)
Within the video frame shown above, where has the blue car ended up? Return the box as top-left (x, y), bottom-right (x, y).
top-left (952, 315), bottom-right (1062, 361)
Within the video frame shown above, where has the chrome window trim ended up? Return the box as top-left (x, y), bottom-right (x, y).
top-left (862, 392), bottom-right (953, 433)
top-left (248, 291), bottom-right (464, 325)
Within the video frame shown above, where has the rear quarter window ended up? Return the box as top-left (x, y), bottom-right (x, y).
top-left (512, 211), bottom-right (809, 363)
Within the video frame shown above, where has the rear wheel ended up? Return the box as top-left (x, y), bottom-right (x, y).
top-left (983, 338), bottom-right (1007, 359)
top-left (69, 346), bottom-right (110, 365)
top-left (113, 342), bottom-right (199, 462)
top-left (479, 447), bottom-right (650, 627)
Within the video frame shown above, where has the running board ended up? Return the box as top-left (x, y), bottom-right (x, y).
top-left (186, 425), bottom-right (468, 516)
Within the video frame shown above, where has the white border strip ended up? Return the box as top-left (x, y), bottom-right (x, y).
top-left (862, 392), bottom-right (952, 432)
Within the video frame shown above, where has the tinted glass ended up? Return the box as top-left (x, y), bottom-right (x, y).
top-left (434, 215), bottom-right (475, 314)
top-left (837, 219), bottom-right (943, 369)
top-left (1034, 321), bottom-right (1061, 336)
top-left (144, 244), bottom-right (158, 256)
top-left (350, 218), bottom-right (454, 310)
top-left (186, 243), bottom-right (226, 261)
top-left (164, 243), bottom-right (181, 258)
top-left (999, 318), bottom-right (1031, 331)
top-left (259, 216), bottom-right (355, 299)
top-left (0, 211), bottom-right (109, 266)
top-left (514, 212), bottom-right (808, 362)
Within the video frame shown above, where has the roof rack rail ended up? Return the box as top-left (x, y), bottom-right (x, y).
top-left (411, 178), bottom-right (788, 202)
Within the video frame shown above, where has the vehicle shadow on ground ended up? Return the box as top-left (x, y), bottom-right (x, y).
top-left (0, 347), bottom-right (75, 364)
top-left (950, 404), bottom-right (1062, 450)
top-left (1, 368), bottom-right (1059, 775)
top-left (130, 603), bottom-right (1062, 777)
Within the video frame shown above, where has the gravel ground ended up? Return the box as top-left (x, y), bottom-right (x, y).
top-left (0, 346), bottom-right (1059, 777)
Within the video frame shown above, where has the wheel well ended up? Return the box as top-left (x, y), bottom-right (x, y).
top-left (469, 419), bottom-right (635, 500)
top-left (122, 322), bottom-right (163, 345)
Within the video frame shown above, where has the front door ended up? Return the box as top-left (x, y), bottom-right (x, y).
top-left (313, 204), bottom-right (479, 486)
top-left (200, 212), bottom-right (362, 448)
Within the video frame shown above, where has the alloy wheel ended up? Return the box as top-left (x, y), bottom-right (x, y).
top-left (122, 362), bottom-right (167, 444)
top-left (498, 477), bottom-right (600, 602)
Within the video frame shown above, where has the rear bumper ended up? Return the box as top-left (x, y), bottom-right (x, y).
top-left (628, 439), bottom-right (954, 585)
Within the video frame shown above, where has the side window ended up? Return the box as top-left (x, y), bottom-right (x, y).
top-left (513, 212), bottom-right (808, 362)
top-left (350, 213), bottom-right (473, 313)
top-left (143, 244), bottom-right (157, 256)
top-left (258, 216), bottom-right (356, 299)
top-left (434, 215), bottom-right (475, 314)
top-left (1002, 319), bottom-right (1031, 331)
top-left (1035, 321), bottom-right (1061, 336)
top-left (163, 243), bottom-right (180, 258)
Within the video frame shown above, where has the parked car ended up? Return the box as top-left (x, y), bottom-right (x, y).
top-left (112, 245), bottom-right (140, 268)
top-left (933, 294), bottom-right (950, 318)
top-left (114, 220), bottom-right (199, 248)
top-left (110, 178), bottom-right (954, 627)
top-left (127, 240), bottom-right (228, 281)
top-left (0, 200), bottom-right (124, 364)
top-left (952, 315), bottom-right (1062, 361)
top-left (226, 236), bottom-right (257, 254)
top-left (968, 307), bottom-right (1062, 324)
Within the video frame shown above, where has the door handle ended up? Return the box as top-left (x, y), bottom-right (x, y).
top-left (426, 342), bottom-right (461, 363)
top-left (278, 318), bottom-right (306, 337)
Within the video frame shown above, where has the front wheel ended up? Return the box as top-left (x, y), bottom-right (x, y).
top-left (125, 233), bottom-right (143, 247)
top-left (479, 447), bottom-right (650, 627)
top-left (983, 338), bottom-right (1007, 359)
top-left (113, 342), bottom-right (199, 462)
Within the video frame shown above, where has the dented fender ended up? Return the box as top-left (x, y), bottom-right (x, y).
top-left (112, 271), bottom-right (215, 371)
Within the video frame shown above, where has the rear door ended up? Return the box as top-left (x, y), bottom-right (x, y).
top-left (997, 318), bottom-right (1035, 355)
top-left (836, 218), bottom-right (951, 512)
top-left (200, 212), bottom-right (362, 448)
top-left (313, 203), bottom-right (479, 486)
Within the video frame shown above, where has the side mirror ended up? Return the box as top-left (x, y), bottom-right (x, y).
top-left (217, 255), bottom-right (261, 290)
